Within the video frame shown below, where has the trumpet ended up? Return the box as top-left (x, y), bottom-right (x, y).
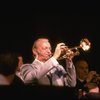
top-left (58, 38), bottom-right (91, 60)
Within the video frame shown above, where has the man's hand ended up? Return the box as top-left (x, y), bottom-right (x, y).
top-left (53, 43), bottom-right (67, 60)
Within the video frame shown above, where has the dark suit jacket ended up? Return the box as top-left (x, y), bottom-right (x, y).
top-left (74, 79), bottom-right (87, 99)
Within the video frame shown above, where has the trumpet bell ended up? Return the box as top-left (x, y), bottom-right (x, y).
top-left (80, 38), bottom-right (91, 51)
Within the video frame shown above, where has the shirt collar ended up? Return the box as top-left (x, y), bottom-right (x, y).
top-left (34, 59), bottom-right (44, 64)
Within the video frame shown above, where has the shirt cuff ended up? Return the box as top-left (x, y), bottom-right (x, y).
top-left (66, 60), bottom-right (73, 68)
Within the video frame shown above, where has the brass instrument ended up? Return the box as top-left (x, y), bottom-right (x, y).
top-left (58, 38), bottom-right (91, 60)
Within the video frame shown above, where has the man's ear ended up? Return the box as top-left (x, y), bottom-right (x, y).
top-left (32, 48), bottom-right (37, 55)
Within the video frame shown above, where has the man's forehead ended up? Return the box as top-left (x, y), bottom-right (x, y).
top-left (37, 39), bottom-right (48, 44)
top-left (36, 39), bottom-right (51, 49)
top-left (76, 61), bottom-right (88, 68)
top-left (78, 64), bottom-right (88, 68)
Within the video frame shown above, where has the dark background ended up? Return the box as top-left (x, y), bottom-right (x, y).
top-left (0, 2), bottom-right (100, 73)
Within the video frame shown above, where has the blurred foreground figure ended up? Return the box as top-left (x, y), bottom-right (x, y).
top-left (79, 82), bottom-right (100, 100)
top-left (0, 52), bottom-right (24, 86)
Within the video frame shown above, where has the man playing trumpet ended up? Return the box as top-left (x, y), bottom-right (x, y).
top-left (20, 38), bottom-right (76, 86)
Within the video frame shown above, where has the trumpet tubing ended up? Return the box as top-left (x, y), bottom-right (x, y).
top-left (58, 38), bottom-right (91, 60)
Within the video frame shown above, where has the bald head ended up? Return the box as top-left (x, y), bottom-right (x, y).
top-left (32, 38), bottom-right (49, 49)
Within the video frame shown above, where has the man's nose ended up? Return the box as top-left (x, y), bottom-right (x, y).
top-left (47, 49), bottom-right (51, 53)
